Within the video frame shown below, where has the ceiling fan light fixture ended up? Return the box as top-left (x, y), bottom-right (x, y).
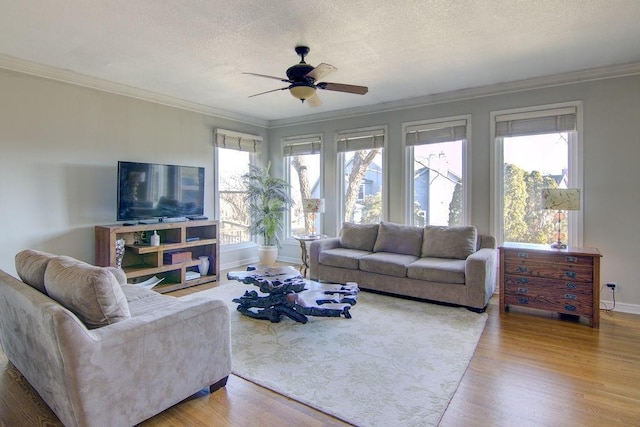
top-left (289, 84), bottom-right (316, 101)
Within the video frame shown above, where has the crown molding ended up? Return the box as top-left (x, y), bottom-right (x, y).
top-left (2, 54), bottom-right (639, 130)
top-left (0, 54), bottom-right (269, 128)
top-left (268, 61), bottom-right (640, 128)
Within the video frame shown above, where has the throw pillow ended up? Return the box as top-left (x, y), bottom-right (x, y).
top-left (340, 222), bottom-right (379, 252)
top-left (373, 221), bottom-right (423, 256)
top-left (15, 249), bottom-right (58, 294)
top-left (422, 225), bottom-right (477, 260)
top-left (44, 256), bottom-right (131, 329)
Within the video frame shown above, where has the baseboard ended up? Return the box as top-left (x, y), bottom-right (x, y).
top-left (600, 300), bottom-right (640, 315)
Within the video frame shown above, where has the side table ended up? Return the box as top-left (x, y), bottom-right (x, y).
top-left (499, 242), bottom-right (602, 328)
top-left (292, 234), bottom-right (327, 277)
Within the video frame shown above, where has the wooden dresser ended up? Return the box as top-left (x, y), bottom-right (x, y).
top-left (499, 242), bottom-right (601, 328)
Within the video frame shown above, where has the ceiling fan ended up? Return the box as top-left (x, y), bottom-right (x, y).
top-left (243, 46), bottom-right (368, 107)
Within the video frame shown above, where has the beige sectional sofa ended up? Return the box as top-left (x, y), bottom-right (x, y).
top-left (309, 222), bottom-right (497, 311)
top-left (0, 250), bottom-right (231, 427)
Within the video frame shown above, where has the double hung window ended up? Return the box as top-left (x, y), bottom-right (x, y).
top-left (337, 128), bottom-right (386, 224)
top-left (492, 103), bottom-right (582, 246)
top-left (283, 135), bottom-right (322, 236)
top-left (214, 129), bottom-right (261, 246)
top-left (404, 117), bottom-right (468, 226)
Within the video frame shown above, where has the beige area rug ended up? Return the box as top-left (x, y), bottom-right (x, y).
top-left (199, 282), bottom-right (488, 427)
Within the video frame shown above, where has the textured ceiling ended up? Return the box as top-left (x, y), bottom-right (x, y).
top-left (1, 0), bottom-right (640, 123)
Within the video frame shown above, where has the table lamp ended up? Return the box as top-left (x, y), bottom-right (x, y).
top-left (303, 198), bottom-right (325, 236)
top-left (541, 188), bottom-right (581, 249)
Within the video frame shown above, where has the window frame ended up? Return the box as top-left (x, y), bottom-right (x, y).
top-left (213, 128), bottom-right (261, 249)
top-left (402, 115), bottom-right (471, 227)
top-left (490, 101), bottom-right (584, 246)
top-left (336, 126), bottom-right (388, 225)
top-left (281, 133), bottom-right (323, 239)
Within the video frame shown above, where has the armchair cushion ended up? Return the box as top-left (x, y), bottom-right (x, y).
top-left (44, 256), bottom-right (131, 329)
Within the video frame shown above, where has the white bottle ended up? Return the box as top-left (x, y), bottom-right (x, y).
top-left (150, 230), bottom-right (160, 246)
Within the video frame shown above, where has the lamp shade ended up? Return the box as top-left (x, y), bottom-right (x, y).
top-left (541, 188), bottom-right (581, 210)
top-left (303, 198), bottom-right (325, 213)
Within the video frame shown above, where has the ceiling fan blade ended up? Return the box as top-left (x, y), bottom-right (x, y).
top-left (306, 63), bottom-right (337, 81)
top-left (306, 93), bottom-right (322, 108)
top-left (318, 82), bottom-right (368, 95)
top-left (242, 72), bottom-right (291, 83)
top-left (248, 87), bottom-right (289, 98)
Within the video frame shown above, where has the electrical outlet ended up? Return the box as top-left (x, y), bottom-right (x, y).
top-left (606, 282), bottom-right (617, 290)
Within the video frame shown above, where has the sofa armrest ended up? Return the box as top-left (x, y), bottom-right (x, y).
top-left (464, 247), bottom-right (497, 309)
top-left (21, 287), bottom-right (230, 427)
top-left (309, 237), bottom-right (341, 279)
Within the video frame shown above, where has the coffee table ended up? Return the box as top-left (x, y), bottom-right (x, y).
top-left (227, 266), bottom-right (358, 324)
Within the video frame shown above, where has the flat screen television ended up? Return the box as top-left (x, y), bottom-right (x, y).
top-left (117, 161), bottom-right (205, 221)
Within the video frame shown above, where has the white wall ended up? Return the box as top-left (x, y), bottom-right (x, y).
top-left (0, 68), bottom-right (266, 275)
top-left (268, 75), bottom-right (640, 312)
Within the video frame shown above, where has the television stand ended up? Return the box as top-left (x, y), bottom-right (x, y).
top-left (95, 220), bottom-right (219, 293)
top-left (139, 218), bottom-right (160, 224)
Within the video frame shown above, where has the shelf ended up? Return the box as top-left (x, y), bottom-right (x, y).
top-left (95, 220), bottom-right (219, 292)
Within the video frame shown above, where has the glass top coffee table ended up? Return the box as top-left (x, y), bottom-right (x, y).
top-left (227, 266), bottom-right (359, 324)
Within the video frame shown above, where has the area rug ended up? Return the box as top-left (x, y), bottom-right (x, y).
top-left (199, 282), bottom-right (487, 427)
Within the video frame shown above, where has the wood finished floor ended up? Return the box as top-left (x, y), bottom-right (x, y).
top-left (1, 269), bottom-right (639, 426)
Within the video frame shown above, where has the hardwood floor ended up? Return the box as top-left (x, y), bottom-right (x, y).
top-left (1, 270), bottom-right (639, 426)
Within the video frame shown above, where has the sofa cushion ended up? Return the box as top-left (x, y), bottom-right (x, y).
top-left (44, 256), bottom-right (131, 329)
top-left (319, 248), bottom-right (371, 270)
top-left (373, 221), bottom-right (423, 256)
top-left (421, 226), bottom-right (478, 260)
top-left (340, 222), bottom-right (379, 252)
top-left (407, 257), bottom-right (466, 284)
top-left (15, 249), bottom-right (58, 294)
top-left (359, 252), bottom-right (419, 278)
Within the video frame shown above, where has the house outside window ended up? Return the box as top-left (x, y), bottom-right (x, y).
top-left (337, 127), bottom-right (386, 224)
top-left (214, 129), bottom-right (261, 246)
top-left (282, 135), bottom-right (322, 236)
top-left (404, 117), bottom-right (469, 227)
top-left (491, 103), bottom-right (583, 246)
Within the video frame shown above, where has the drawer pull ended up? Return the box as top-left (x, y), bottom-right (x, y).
top-left (565, 271), bottom-right (577, 278)
top-left (517, 288), bottom-right (528, 294)
top-left (565, 282), bottom-right (577, 289)
top-left (564, 293), bottom-right (577, 300)
top-left (517, 297), bottom-right (529, 304)
top-left (518, 266), bottom-right (528, 273)
top-left (517, 252), bottom-right (529, 258)
top-left (565, 256), bottom-right (578, 262)
top-left (565, 304), bottom-right (577, 312)
top-left (517, 277), bottom-right (529, 284)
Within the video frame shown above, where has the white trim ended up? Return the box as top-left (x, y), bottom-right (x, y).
top-left (0, 54), bottom-right (269, 128)
top-left (3, 53), bottom-right (638, 130)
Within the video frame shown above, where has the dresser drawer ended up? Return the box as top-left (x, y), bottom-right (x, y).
top-left (504, 292), bottom-right (593, 317)
top-left (502, 250), bottom-right (594, 266)
top-left (503, 260), bottom-right (593, 282)
top-left (503, 274), bottom-right (593, 295)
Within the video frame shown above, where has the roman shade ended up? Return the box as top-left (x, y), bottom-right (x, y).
top-left (214, 128), bottom-right (262, 153)
top-left (494, 106), bottom-right (577, 137)
top-left (405, 119), bottom-right (467, 146)
top-left (282, 135), bottom-right (322, 156)
top-left (337, 128), bottom-right (385, 152)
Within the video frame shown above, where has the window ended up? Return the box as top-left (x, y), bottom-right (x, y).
top-left (404, 117), bottom-right (468, 227)
top-left (337, 128), bottom-right (385, 224)
top-left (491, 103), bottom-right (582, 246)
top-left (283, 135), bottom-right (322, 236)
top-left (214, 129), bottom-right (261, 245)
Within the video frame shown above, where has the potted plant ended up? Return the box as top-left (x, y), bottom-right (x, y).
top-left (242, 162), bottom-right (294, 266)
